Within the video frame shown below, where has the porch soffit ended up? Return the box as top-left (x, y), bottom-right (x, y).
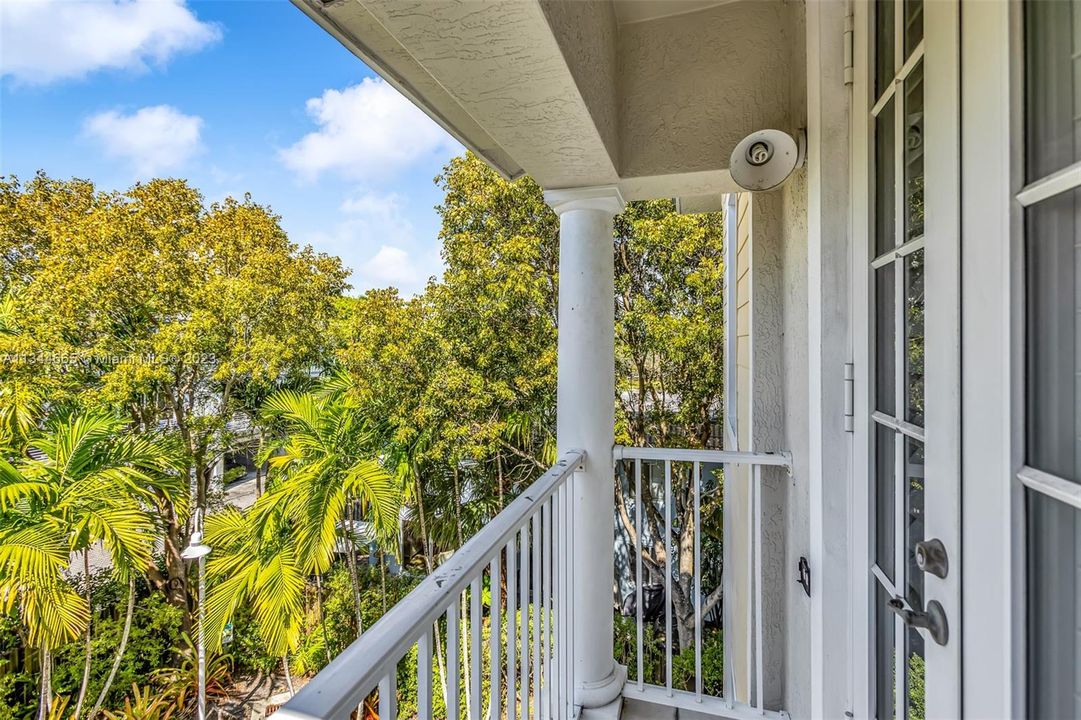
top-left (292, 0), bottom-right (800, 206)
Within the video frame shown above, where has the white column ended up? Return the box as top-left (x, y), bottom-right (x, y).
top-left (545, 185), bottom-right (627, 711)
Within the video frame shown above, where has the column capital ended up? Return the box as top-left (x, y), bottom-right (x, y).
top-left (544, 185), bottom-right (625, 216)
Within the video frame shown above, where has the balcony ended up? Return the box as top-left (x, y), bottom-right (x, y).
top-left (277, 446), bottom-right (791, 720)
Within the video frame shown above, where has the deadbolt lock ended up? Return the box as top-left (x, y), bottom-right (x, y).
top-left (915, 538), bottom-right (949, 579)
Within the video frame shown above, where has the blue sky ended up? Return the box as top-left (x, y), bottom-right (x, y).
top-left (0, 0), bottom-right (462, 296)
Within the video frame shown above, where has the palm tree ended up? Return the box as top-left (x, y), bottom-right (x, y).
top-left (202, 506), bottom-right (306, 693)
top-left (256, 390), bottom-right (400, 638)
top-left (0, 482), bottom-right (88, 720)
top-left (0, 413), bottom-right (182, 719)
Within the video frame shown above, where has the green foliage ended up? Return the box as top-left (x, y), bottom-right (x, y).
top-left (0, 411), bottom-right (181, 658)
top-left (0, 577), bottom-right (182, 720)
top-left (102, 684), bottom-right (175, 720)
top-left (0, 173), bottom-right (350, 612)
top-left (53, 592), bottom-right (182, 712)
top-left (614, 614), bottom-right (725, 696)
top-left (908, 650), bottom-right (925, 720)
top-left (614, 199), bottom-right (725, 448)
top-left (257, 388), bottom-right (401, 572)
top-left (202, 507), bottom-right (306, 658)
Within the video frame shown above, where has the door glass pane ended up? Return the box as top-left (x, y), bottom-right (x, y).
top-left (1025, 0), bottom-right (1081, 182)
top-left (905, 250), bottom-right (924, 426)
top-left (1025, 189), bottom-right (1080, 482)
top-left (906, 625), bottom-right (925, 720)
top-left (876, 424), bottom-right (897, 581)
top-left (904, 439), bottom-right (925, 607)
top-left (876, 99), bottom-right (897, 257)
top-left (904, 63), bottom-right (924, 242)
top-left (904, 0), bottom-right (923, 58)
top-left (876, 582), bottom-right (897, 720)
top-left (876, 0), bottom-right (896, 100)
top-left (877, 266), bottom-right (897, 416)
top-left (1027, 490), bottom-right (1081, 719)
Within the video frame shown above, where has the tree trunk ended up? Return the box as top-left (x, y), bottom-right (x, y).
top-left (90, 577), bottom-right (135, 718)
top-left (73, 550), bottom-right (92, 720)
top-left (496, 452), bottom-right (505, 510)
top-left (379, 551), bottom-right (387, 614)
top-left (414, 472), bottom-right (448, 712)
top-left (37, 645), bottom-right (51, 720)
top-left (460, 593), bottom-right (470, 713)
top-left (282, 655), bottom-right (295, 696)
top-left (345, 501), bottom-right (364, 636)
top-left (315, 574), bottom-right (332, 665)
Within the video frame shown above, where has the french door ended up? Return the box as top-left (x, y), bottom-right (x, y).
top-left (855, 1), bottom-right (961, 717)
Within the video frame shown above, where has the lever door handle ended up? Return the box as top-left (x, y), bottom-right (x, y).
top-left (887, 596), bottom-right (949, 646)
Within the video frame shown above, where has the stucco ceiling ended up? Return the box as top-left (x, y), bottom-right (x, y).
top-left (292, 0), bottom-right (803, 207)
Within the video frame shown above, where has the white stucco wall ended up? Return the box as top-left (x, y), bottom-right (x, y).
top-left (780, 169), bottom-right (812, 720)
top-left (729, 3), bottom-right (818, 716)
top-left (733, 173), bottom-right (811, 718)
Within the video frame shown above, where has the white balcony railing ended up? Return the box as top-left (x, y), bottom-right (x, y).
top-left (613, 446), bottom-right (792, 719)
top-left (277, 451), bottom-right (583, 720)
top-left (277, 445), bottom-right (790, 720)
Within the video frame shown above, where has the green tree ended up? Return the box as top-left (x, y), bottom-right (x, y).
top-left (0, 412), bottom-right (181, 719)
top-left (202, 507), bottom-right (305, 693)
top-left (255, 387), bottom-right (400, 657)
top-left (0, 175), bottom-right (348, 617)
top-left (612, 200), bottom-right (725, 651)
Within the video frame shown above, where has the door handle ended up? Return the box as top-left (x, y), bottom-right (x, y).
top-left (887, 596), bottom-right (949, 646)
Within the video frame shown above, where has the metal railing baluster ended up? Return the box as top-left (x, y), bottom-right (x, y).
top-left (542, 500), bottom-right (551, 720)
top-left (665, 459), bottom-right (673, 697)
top-left (694, 460), bottom-right (702, 703)
top-left (471, 575), bottom-right (482, 720)
top-left (566, 473), bottom-right (575, 713)
top-left (489, 555), bottom-right (501, 720)
top-left (519, 526), bottom-right (529, 720)
top-left (507, 536), bottom-right (517, 720)
top-left (723, 461), bottom-right (735, 709)
top-left (419, 627), bottom-right (433, 717)
top-left (449, 598), bottom-right (461, 720)
top-left (754, 463), bottom-right (764, 714)
top-left (379, 671), bottom-right (396, 720)
top-left (555, 484), bottom-right (565, 720)
top-left (635, 458), bottom-right (643, 692)
top-left (532, 512), bottom-right (541, 720)
top-left (746, 463), bottom-right (754, 701)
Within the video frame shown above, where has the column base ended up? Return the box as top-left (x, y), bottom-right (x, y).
top-left (579, 698), bottom-right (623, 720)
top-left (577, 663), bottom-right (627, 710)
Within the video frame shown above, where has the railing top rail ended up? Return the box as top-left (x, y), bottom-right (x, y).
top-left (276, 449), bottom-right (584, 720)
top-left (613, 445), bottom-right (792, 468)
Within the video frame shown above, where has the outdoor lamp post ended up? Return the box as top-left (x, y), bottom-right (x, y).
top-left (181, 510), bottom-right (212, 720)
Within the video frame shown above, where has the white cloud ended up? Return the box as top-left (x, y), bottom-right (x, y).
top-left (362, 245), bottom-right (420, 287)
top-left (301, 189), bottom-right (442, 296)
top-left (280, 78), bottom-right (460, 182)
top-left (1, 0), bottom-right (221, 85)
top-left (84, 105), bottom-right (203, 176)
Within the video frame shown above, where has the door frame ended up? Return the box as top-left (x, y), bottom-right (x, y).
top-left (958, 1), bottom-right (1036, 717)
top-left (849, 1), bottom-right (963, 716)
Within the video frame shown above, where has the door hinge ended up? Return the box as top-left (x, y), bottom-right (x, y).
top-left (843, 362), bottom-right (854, 432)
top-left (843, 13), bottom-right (854, 86)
